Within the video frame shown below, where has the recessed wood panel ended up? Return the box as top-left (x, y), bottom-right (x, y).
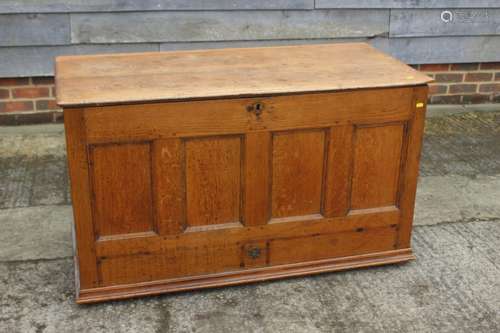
top-left (99, 242), bottom-right (242, 286)
top-left (185, 136), bottom-right (242, 227)
top-left (351, 124), bottom-right (405, 210)
top-left (90, 143), bottom-right (154, 237)
top-left (271, 129), bottom-right (326, 218)
top-left (269, 227), bottom-right (397, 266)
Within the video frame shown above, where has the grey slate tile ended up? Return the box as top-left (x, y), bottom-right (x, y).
top-left (0, 0), bottom-right (313, 14)
top-left (390, 9), bottom-right (500, 37)
top-left (0, 44), bottom-right (159, 77)
top-left (316, 0), bottom-right (500, 9)
top-left (0, 13), bottom-right (70, 46)
top-left (70, 10), bottom-right (389, 43)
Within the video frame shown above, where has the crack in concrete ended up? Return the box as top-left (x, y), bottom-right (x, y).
top-left (0, 256), bottom-right (72, 265)
top-left (0, 203), bottom-right (71, 211)
top-left (415, 217), bottom-right (500, 228)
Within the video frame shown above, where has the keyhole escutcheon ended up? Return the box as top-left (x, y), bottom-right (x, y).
top-left (247, 102), bottom-right (264, 116)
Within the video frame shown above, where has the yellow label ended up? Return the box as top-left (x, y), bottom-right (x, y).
top-left (416, 102), bottom-right (425, 108)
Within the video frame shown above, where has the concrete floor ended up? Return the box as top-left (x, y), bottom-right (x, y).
top-left (0, 105), bottom-right (499, 332)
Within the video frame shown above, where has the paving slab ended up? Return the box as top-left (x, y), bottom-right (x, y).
top-left (420, 110), bottom-right (500, 177)
top-left (414, 174), bottom-right (500, 225)
top-left (0, 205), bottom-right (73, 261)
top-left (0, 221), bottom-right (498, 333)
top-left (0, 130), bottom-right (69, 209)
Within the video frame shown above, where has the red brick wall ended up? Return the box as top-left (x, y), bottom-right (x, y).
top-left (0, 77), bottom-right (61, 125)
top-left (416, 62), bottom-right (500, 104)
top-left (1, 62), bottom-right (499, 125)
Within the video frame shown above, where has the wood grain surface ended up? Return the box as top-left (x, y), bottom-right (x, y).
top-left (56, 43), bottom-right (431, 106)
top-left (350, 123), bottom-right (405, 210)
top-left (90, 143), bottom-right (154, 238)
top-left (185, 136), bottom-right (242, 227)
top-left (271, 129), bottom-right (326, 218)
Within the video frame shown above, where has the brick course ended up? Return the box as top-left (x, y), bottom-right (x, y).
top-left (429, 85), bottom-right (447, 95)
top-left (0, 62), bottom-right (499, 124)
top-left (462, 95), bottom-right (491, 104)
top-left (465, 73), bottom-right (493, 82)
top-left (12, 87), bottom-right (50, 99)
top-left (419, 64), bottom-right (449, 72)
top-left (434, 73), bottom-right (463, 83)
top-left (0, 78), bottom-right (30, 86)
top-left (480, 62), bottom-right (500, 70)
top-left (450, 63), bottom-right (479, 71)
top-left (479, 83), bottom-right (500, 93)
top-left (36, 99), bottom-right (58, 110)
top-left (0, 89), bottom-right (9, 99)
top-left (0, 101), bottom-right (34, 113)
top-left (449, 84), bottom-right (477, 94)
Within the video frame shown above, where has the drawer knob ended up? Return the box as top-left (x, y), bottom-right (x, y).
top-left (247, 102), bottom-right (264, 116)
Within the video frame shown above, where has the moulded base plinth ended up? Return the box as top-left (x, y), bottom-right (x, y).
top-left (77, 248), bottom-right (415, 304)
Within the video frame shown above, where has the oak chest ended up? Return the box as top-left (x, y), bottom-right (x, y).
top-left (56, 43), bottom-right (432, 303)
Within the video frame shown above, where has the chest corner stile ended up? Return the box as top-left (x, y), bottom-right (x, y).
top-left (56, 43), bottom-right (432, 303)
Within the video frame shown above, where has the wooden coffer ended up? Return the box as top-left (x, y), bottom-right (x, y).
top-left (56, 43), bottom-right (432, 303)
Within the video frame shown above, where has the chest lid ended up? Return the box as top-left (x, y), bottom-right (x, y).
top-left (55, 43), bottom-right (432, 107)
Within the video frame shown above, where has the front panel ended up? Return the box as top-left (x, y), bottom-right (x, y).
top-left (185, 136), bottom-right (243, 228)
top-left (66, 86), bottom-right (427, 299)
top-left (90, 143), bottom-right (154, 238)
top-left (351, 124), bottom-right (405, 211)
top-left (271, 129), bottom-right (326, 219)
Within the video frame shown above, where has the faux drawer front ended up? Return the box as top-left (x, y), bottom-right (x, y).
top-left (80, 87), bottom-right (423, 288)
top-left (97, 221), bottom-right (399, 286)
